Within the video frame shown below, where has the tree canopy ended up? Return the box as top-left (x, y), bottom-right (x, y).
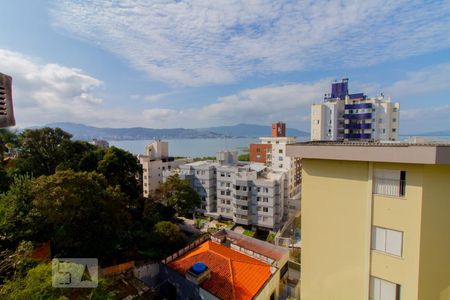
top-left (0, 262), bottom-right (116, 300)
top-left (157, 174), bottom-right (201, 216)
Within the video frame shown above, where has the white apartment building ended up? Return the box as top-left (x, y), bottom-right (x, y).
top-left (174, 161), bottom-right (218, 214)
top-left (139, 140), bottom-right (192, 197)
top-left (216, 163), bottom-right (287, 230)
top-left (311, 78), bottom-right (400, 141)
top-left (164, 150), bottom-right (288, 230)
top-left (258, 136), bottom-right (301, 215)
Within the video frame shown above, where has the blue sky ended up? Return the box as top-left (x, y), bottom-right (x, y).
top-left (1, 0), bottom-right (450, 134)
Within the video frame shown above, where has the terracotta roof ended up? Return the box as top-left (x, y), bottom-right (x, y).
top-left (168, 241), bottom-right (272, 300)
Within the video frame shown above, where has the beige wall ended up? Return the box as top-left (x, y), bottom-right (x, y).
top-left (300, 159), bottom-right (371, 300)
top-left (419, 165), bottom-right (450, 300)
top-left (371, 162), bottom-right (424, 299)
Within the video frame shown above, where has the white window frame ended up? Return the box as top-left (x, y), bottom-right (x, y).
top-left (371, 226), bottom-right (403, 257)
top-left (370, 276), bottom-right (400, 300)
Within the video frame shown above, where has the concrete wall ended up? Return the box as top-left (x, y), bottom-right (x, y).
top-left (300, 159), bottom-right (371, 300)
top-left (419, 165), bottom-right (450, 300)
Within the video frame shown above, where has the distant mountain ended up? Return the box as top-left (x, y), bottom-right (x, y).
top-left (44, 122), bottom-right (224, 140)
top-left (41, 122), bottom-right (308, 140)
top-left (199, 123), bottom-right (308, 138)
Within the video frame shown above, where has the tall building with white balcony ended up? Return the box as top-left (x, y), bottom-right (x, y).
top-left (311, 78), bottom-right (400, 141)
top-left (139, 140), bottom-right (192, 197)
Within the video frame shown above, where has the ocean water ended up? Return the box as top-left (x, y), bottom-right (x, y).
top-left (109, 138), bottom-right (260, 157)
top-left (109, 136), bottom-right (450, 157)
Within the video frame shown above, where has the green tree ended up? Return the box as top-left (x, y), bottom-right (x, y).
top-left (30, 170), bottom-right (131, 258)
top-left (15, 128), bottom-right (72, 177)
top-left (97, 146), bottom-right (141, 201)
top-left (0, 263), bottom-right (116, 300)
top-left (0, 175), bottom-right (35, 246)
top-left (0, 165), bottom-right (10, 193)
top-left (151, 221), bottom-right (187, 258)
top-left (55, 141), bottom-right (97, 172)
top-left (157, 175), bottom-right (201, 215)
top-left (238, 153), bottom-right (249, 161)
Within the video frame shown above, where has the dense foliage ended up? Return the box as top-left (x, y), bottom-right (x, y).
top-left (0, 127), bottom-right (200, 294)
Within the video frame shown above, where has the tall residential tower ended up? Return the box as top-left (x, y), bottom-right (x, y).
top-left (311, 79), bottom-right (400, 141)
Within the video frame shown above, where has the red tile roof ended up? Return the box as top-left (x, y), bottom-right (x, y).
top-left (168, 241), bottom-right (272, 300)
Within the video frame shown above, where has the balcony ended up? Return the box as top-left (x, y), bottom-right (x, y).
top-left (236, 199), bottom-right (249, 206)
top-left (235, 208), bottom-right (249, 215)
top-left (344, 103), bottom-right (372, 109)
top-left (234, 216), bottom-right (250, 225)
top-left (343, 113), bottom-right (372, 120)
top-left (344, 133), bottom-right (372, 139)
top-left (344, 123), bottom-right (372, 130)
top-left (373, 178), bottom-right (406, 198)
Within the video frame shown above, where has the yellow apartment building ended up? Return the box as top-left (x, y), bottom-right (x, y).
top-left (286, 142), bottom-right (450, 300)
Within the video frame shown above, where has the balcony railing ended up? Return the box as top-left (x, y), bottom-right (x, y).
top-left (373, 178), bottom-right (406, 197)
top-left (343, 113), bottom-right (372, 120)
top-left (344, 123), bottom-right (372, 130)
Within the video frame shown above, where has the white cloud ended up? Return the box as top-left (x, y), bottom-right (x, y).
top-left (132, 91), bottom-right (178, 103)
top-left (51, 0), bottom-right (450, 86)
top-left (385, 63), bottom-right (450, 97)
top-left (143, 108), bottom-right (179, 123)
top-left (136, 79), bottom-right (330, 128)
top-left (0, 49), bottom-right (105, 127)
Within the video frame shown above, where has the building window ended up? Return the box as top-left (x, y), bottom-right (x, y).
top-left (279, 156), bottom-right (283, 161)
top-left (279, 164), bottom-right (283, 168)
top-left (371, 226), bottom-right (403, 256)
top-left (370, 276), bottom-right (400, 300)
top-left (256, 154), bottom-right (261, 159)
top-left (378, 118), bottom-right (383, 124)
top-left (256, 148), bottom-right (261, 152)
top-left (263, 197), bottom-right (269, 202)
top-left (227, 173), bottom-right (231, 177)
top-left (392, 128), bottom-right (396, 132)
top-left (226, 183), bottom-right (230, 187)
top-left (392, 118), bottom-right (397, 122)
top-left (263, 207), bottom-right (269, 212)
top-left (279, 149), bottom-right (283, 154)
top-left (221, 172), bottom-right (225, 177)
top-left (226, 191), bottom-right (230, 196)
top-left (221, 191), bottom-right (225, 195)
top-left (393, 107), bottom-right (398, 112)
top-left (373, 169), bottom-right (406, 197)
top-left (257, 197), bottom-right (261, 202)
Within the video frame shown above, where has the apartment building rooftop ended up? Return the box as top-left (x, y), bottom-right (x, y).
top-left (286, 141), bottom-right (450, 164)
